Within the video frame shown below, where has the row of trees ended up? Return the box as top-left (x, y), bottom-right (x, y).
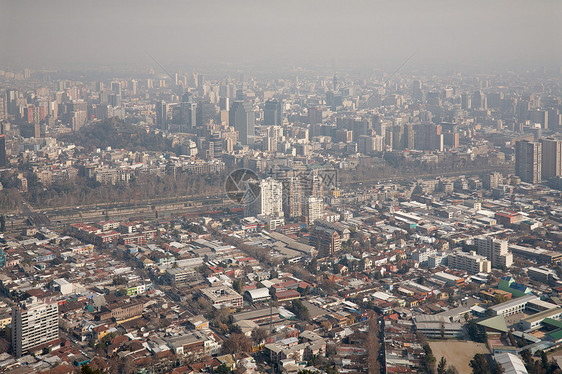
top-left (466, 320), bottom-right (487, 343)
top-left (467, 349), bottom-right (562, 374)
top-left (0, 168), bottom-right (225, 210)
top-left (521, 349), bottom-right (562, 374)
top-left (469, 353), bottom-right (504, 374)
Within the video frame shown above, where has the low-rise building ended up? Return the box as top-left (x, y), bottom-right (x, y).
top-left (200, 286), bottom-right (243, 309)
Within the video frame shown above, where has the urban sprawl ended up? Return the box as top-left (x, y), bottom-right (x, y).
top-left (0, 66), bottom-right (560, 374)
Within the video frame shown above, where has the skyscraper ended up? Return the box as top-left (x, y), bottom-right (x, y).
top-left (515, 140), bottom-right (542, 184)
top-left (0, 93), bottom-right (6, 121)
top-left (391, 125), bottom-right (404, 150)
top-left (230, 101), bottom-right (255, 146)
top-left (155, 101), bottom-right (168, 130)
top-left (0, 245), bottom-right (5, 268)
top-left (282, 176), bottom-right (303, 219)
top-left (130, 79), bottom-right (137, 95)
top-left (12, 297), bottom-right (59, 358)
top-left (196, 100), bottom-right (218, 127)
top-left (197, 74), bottom-right (205, 88)
top-left (264, 99), bottom-right (283, 126)
top-left (412, 80), bottom-right (424, 102)
top-left (547, 108), bottom-right (561, 130)
top-left (529, 109), bottom-right (549, 129)
top-left (461, 93), bottom-right (471, 110)
top-left (414, 123), bottom-right (443, 151)
top-left (6, 89), bottom-right (18, 115)
top-left (108, 93), bottom-right (121, 107)
top-left (540, 138), bottom-right (562, 179)
top-left (0, 134), bottom-right (6, 168)
top-left (111, 81), bottom-right (121, 95)
top-left (471, 90), bottom-right (487, 110)
top-left (308, 106), bottom-right (323, 125)
top-left (179, 102), bottom-right (197, 129)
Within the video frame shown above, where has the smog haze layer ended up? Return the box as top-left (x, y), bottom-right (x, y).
top-left (1, 0), bottom-right (561, 73)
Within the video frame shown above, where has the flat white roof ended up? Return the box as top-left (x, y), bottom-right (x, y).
top-left (490, 294), bottom-right (538, 313)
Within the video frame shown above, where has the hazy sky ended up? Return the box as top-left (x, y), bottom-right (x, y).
top-left (1, 0), bottom-right (561, 72)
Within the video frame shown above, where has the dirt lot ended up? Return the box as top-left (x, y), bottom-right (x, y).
top-left (429, 340), bottom-right (490, 373)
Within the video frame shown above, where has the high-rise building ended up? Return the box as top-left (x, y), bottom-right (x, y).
top-left (196, 100), bottom-right (218, 127)
top-left (251, 178), bottom-right (283, 218)
top-left (540, 138), bottom-right (562, 179)
top-left (0, 134), bottom-right (6, 168)
top-left (108, 93), bottom-right (121, 107)
top-left (304, 196), bottom-right (324, 224)
top-left (282, 176), bottom-right (303, 219)
top-left (529, 109), bottom-right (549, 129)
top-left (71, 111), bottom-right (87, 132)
top-left (426, 91), bottom-right (441, 106)
top-left (547, 108), bottom-right (561, 130)
top-left (310, 226), bottom-right (340, 256)
top-left (155, 101), bottom-right (168, 130)
top-left (308, 106), bottom-right (323, 125)
top-left (130, 80), bottom-right (137, 95)
top-left (412, 80), bottom-right (424, 102)
top-left (202, 133), bottom-right (223, 159)
top-left (20, 122), bottom-right (41, 138)
top-left (405, 124), bottom-right (415, 149)
top-left (219, 97), bottom-right (230, 111)
top-left (264, 126), bottom-right (280, 152)
top-left (391, 125), bottom-right (404, 150)
top-left (487, 92), bottom-right (504, 108)
top-left (0, 94), bottom-right (6, 121)
top-left (471, 90), bottom-right (487, 110)
top-left (517, 100), bottom-right (531, 121)
top-left (325, 91), bottom-right (343, 110)
top-left (6, 89), bottom-right (18, 115)
top-left (111, 81), bottom-right (121, 95)
top-left (515, 140), bottom-right (542, 183)
top-left (483, 172), bottom-right (502, 190)
top-left (0, 245), bottom-right (5, 268)
top-left (264, 99), bottom-right (283, 126)
top-left (197, 74), bottom-right (205, 88)
top-left (180, 102), bottom-right (197, 129)
top-left (461, 93), bottom-right (471, 110)
top-left (414, 123), bottom-right (443, 151)
top-left (12, 297), bottom-right (59, 358)
top-left (443, 132), bottom-right (459, 148)
top-left (230, 101), bottom-right (255, 146)
top-left (357, 135), bottom-right (384, 154)
top-left (474, 236), bottom-right (513, 269)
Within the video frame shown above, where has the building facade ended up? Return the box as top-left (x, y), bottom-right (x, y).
top-left (515, 140), bottom-right (542, 183)
top-left (12, 297), bottom-right (59, 358)
top-left (475, 236), bottom-right (513, 269)
top-left (540, 138), bottom-right (562, 179)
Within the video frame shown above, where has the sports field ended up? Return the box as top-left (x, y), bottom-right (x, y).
top-left (429, 340), bottom-right (490, 373)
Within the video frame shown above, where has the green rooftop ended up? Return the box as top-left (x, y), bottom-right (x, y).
top-left (543, 318), bottom-right (562, 329)
top-left (546, 328), bottom-right (562, 341)
top-left (477, 315), bottom-right (509, 333)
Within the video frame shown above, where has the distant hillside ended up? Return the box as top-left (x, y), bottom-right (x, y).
top-left (58, 119), bottom-right (174, 152)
